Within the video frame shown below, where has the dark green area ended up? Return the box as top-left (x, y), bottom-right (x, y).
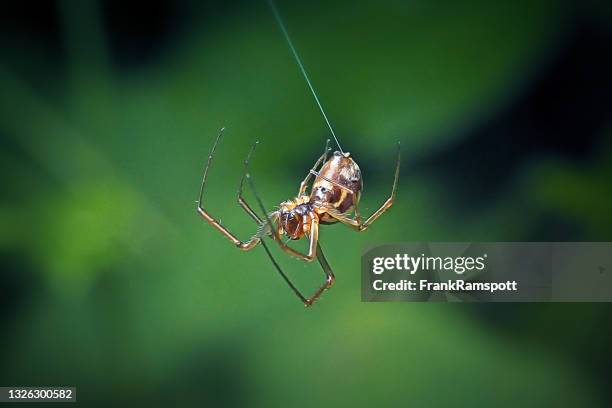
top-left (1, 0), bottom-right (611, 406)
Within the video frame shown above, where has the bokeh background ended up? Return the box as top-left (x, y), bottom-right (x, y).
top-left (1, 0), bottom-right (612, 406)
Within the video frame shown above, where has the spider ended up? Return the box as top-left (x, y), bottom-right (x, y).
top-left (196, 128), bottom-right (400, 306)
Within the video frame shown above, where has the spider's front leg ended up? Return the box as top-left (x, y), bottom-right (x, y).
top-left (196, 128), bottom-right (262, 250)
top-left (242, 167), bottom-right (334, 306)
top-left (243, 170), bottom-right (333, 307)
top-left (270, 210), bottom-right (333, 305)
top-left (303, 242), bottom-right (335, 307)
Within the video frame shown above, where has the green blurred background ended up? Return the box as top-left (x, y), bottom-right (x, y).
top-left (1, 0), bottom-right (612, 406)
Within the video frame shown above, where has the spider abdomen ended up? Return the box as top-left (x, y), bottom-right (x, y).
top-left (311, 151), bottom-right (362, 218)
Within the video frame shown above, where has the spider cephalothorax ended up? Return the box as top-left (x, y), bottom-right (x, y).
top-left (278, 196), bottom-right (313, 240)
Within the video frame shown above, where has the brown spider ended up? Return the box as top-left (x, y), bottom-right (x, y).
top-left (196, 128), bottom-right (400, 306)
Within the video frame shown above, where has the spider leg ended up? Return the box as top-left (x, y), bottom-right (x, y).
top-left (196, 128), bottom-right (261, 250)
top-left (237, 170), bottom-right (309, 301)
top-left (244, 168), bottom-right (334, 306)
top-left (303, 242), bottom-right (336, 307)
top-left (298, 139), bottom-right (331, 196)
top-left (234, 155), bottom-right (308, 303)
top-left (237, 140), bottom-right (262, 224)
top-left (260, 239), bottom-right (308, 304)
top-left (328, 142), bottom-right (400, 232)
top-left (260, 233), bottom-right (335, 307)
top-left (358, 142), bottom-right (400, 230)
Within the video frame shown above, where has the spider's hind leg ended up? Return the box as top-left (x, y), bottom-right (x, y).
top-left (358, 142), bottom-right (400, 231)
